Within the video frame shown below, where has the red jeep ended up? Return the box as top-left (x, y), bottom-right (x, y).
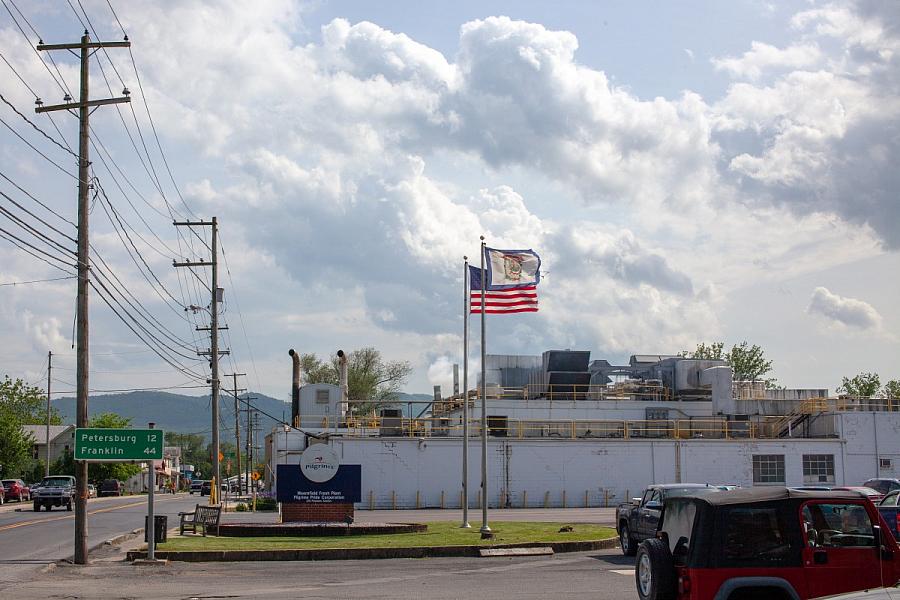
top-left (635, 487), bottom-right (900, 600)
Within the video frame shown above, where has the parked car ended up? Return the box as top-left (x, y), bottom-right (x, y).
top-left (833, 485), bottom-right (884, 503)
top-left (99, 479), bottom-right (124, 497)
top-left (1, 479), bottom-right (30, 502)
top-left (878, 490), bottom-right (900, 541)
top-left (865, 478), bottom-right (900, 496)
top-left (87, 484), bottom-right (97, 498)
top-left (32, 475), bottom-right (75, 511)
top-left (634, 487), bottom-right (900, 600)
top-left (199, 480), bottom-right (212, 496)
top-left (617, 483), bottom-right (723, 556)
top-left (190, 479), bottom-right (204, 495)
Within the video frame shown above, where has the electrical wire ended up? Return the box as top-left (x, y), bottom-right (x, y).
top-left (0, 172), bottom-right (76, 228)
top-left (0, 92), bottom-right (77, 158)
top-left (0, 275), bottom-right (75, 286)
top-left (0, 115), bottom-right (79, 180)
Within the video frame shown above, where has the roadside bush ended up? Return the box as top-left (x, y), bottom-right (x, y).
top-left (235, 503), bottom-right (247, 512)
top-left (255, 496), bottom-right (277, 511)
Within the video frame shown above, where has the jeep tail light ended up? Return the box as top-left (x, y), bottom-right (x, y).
top-left (679, 575), bottom-right (691, 594)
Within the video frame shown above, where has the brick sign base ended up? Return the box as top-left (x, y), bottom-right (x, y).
top-left (282, 502), bottom-right (354, 523)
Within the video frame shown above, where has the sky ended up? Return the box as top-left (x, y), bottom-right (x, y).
top-left (0, 0), bottom-right (897, 403)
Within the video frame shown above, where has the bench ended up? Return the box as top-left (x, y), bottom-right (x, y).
top-left (178, 504), bottom-right (222, 536)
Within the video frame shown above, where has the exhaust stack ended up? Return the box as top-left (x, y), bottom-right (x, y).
top-left (289, 349), bottom-right (301, 427)
top-left (337, 350), bottom-right (349, 418)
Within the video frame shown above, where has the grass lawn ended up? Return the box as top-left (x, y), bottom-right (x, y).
top-left (158, 521), bottom-right (616, 551)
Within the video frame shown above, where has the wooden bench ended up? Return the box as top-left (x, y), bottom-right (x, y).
top-left (178, 504), bottom-right (222, 536)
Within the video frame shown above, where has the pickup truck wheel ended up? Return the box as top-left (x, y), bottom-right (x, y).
top-left (635, 539), bottom-right (677, 600)
top-left (620, 524), bottom-right (637, 556)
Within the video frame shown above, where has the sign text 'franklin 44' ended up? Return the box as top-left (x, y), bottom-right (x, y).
top-left (74, 428), bottom-right (164, 461)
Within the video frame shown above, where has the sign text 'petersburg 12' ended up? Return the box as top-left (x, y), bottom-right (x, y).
top-left (74, 428), bottom-right (164, 461)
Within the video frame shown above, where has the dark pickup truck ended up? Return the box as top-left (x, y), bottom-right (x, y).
top-left (32, 475), bottom-right (75, 511)
top-left (617, 483), bottom-right (725, 555)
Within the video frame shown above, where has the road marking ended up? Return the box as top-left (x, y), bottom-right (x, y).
top-left (0, 497), bottom-right (182, 533)
top-left (611, 569), bottom-right (635, 575)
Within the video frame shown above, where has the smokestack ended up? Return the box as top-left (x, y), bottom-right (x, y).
top-left (453, 364), bottom-right (459, 397)
top-left (288, 349), bottom-right (301, 427)
top-left (337, 350), bottom-right (349, 418)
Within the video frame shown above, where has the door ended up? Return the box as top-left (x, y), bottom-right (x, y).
top-left (801, 501), bottom-right (885, 597)
top-left (641, 489), bottom-right (663, 538)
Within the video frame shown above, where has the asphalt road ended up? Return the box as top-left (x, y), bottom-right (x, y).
top-left (8, 549), bottom-right (639, 599)
top-left (0, 493), bottom-right (200, 562)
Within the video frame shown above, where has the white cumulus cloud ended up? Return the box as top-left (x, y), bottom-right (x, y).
top-left (807, 286), bottom-right (883, 330)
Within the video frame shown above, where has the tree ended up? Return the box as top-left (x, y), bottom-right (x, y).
top-left (0, 375), bottom-right (57, 479)
top-left (682, 341), bottom-right (776, 387)
top-left (165, 432), bottom-right (210, 479)
top-left (300, 347), bottom-right (413, 415)
top-left (837, 372), bottom-right (881, 398)
top-left (884, 380), bottom-right (900, 399)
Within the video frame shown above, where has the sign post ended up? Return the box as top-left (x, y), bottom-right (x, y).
top-left (74, 426), bottom-right (164, 561)
top-left (147, 422), bottom-right (156, 561)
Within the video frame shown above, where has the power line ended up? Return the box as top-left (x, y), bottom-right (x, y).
top-left (0, 225), bottom-right (73, 268)
top-left (0, 92), bottom-right (77, 158)
top-left (0, 188), bottom-right (76, 243)
top-left (0, 275), bottom-right (75, 287)
top-left (0, 171), bottom-right (75, 227)
top-left (0, 229), bottom-right (73, 274)
top-left (0, 115), bottom-right (79, 180)
top-left (0, 201), bottom-right (76, 255)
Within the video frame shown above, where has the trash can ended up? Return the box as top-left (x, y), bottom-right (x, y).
top-left (144, 515), bottom-right (168, 543)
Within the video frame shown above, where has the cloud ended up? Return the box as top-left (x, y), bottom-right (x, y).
top-left (712, 41), bottom-right (821, 80)
top-left (807, 286), bottom-right (883, 330)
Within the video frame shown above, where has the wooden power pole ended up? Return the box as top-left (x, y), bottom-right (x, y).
top-left (174, 218), bottom-right (228, 501)
top-left (45, 350), bottom-right (51, 478)
top-left (227, 372), bottom-right (246, 492)
top-left (36, 31), bottom-right (131, 565)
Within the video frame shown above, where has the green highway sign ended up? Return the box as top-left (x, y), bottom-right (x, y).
top-left (74, 428), bottom-right (164, 462)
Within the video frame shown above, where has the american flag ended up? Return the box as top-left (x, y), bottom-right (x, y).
top-left (469, 265), bottom-right (538, 314)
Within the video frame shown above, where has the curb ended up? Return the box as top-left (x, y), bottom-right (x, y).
top-left (126, 537), bottom-right (618, 562)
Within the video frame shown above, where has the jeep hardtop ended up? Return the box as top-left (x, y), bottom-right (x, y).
top-left (635, 487), bottom-right (900, 600)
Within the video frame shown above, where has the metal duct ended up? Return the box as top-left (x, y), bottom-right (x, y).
top-left (288, 349), bottom-right (301, 427)
top-left (337, 349), bottom-right (349, 417)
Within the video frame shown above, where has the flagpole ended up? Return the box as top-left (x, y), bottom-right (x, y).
top-left (479, 236), bottom-right (491, 533)
top-left (461, 256), bottom-right (471, 529)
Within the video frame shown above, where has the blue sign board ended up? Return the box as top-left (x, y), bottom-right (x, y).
top-left (277, 464), bottom-right (361, 504)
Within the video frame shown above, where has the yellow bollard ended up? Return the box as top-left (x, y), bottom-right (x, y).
top-left (522, 490), bottom-right (528, 508)
top-left (562, 490), bottom-right (567, 508)
top-left (416, 490), bottom-right (421, 509)
top-left (584, 490), bottom-right (589, 508)
top-left (391, 490), bottom-right (396, 510)
top-left (544, 491), bottom-right (550, 508)
top-left (369, 490), bottom-right (374, 510)
top-left (604, 489), bottom-right (609, 507)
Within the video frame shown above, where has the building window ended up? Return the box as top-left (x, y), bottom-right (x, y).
top-left (315, 389), bottom-right (330, 404)
top-left (753, 454), bottom-right (785, 485)
top-left (880, 458), bottom-right (893, 470)
top-left (803, 454), bottom-right (835, 484)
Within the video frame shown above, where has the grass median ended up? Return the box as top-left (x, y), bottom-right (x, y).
top-left (158, 521), bottom-right (616, 551)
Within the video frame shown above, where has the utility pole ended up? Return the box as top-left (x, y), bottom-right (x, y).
top-left (227, 373), bottom-right (246, 494)
top-left (174, 218), bottom-right (227, 503)
top-left (36, 31), bottom-right (131, 566)
top-left (45, 350), bottom-right (51, 478)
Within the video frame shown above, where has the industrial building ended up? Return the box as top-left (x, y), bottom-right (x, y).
top-left (266, 350), bottom-right (897, 509)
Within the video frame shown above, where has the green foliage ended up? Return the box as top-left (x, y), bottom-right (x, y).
top-left (0, 375), bottom-right (57, 478)
top-left (300, 347), bottom-right (413, 415)
top-left (0, 375), bottom-right (61, 425)
top-left (883, 380), bottom-right (900, 399)
top-left (682, 341), bottom-right (776, 387)
top-left (165, 432), bottom-right (211, 479)
top-left (235, 503), bottom-right (247, 512)
top-left (255, 496), bottom-right (277, 511)
top-left (838, 372), bottom-right (881, 398)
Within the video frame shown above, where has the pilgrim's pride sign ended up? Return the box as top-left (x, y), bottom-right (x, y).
top-left (276, 444), bottom-right (361, 504)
